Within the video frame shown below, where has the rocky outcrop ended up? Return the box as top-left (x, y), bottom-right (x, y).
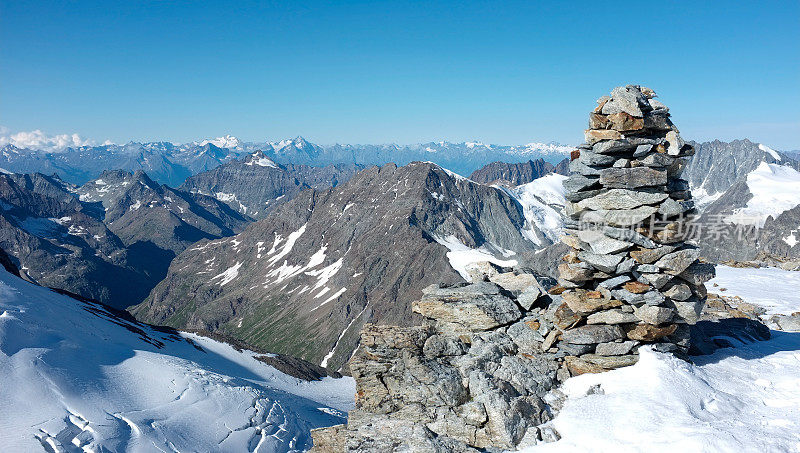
top-left (311, 265), bottom-right (561, 451)
top-left (554, 85), bottom-right (714, 372)
top-left (469, 158), bottom-right (569, 187)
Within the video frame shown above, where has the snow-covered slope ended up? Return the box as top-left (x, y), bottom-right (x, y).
top-left (525, 335), bottom-right (800, 452)
top-left (523, 266), bottom-right (800, 452)
top-left (709, 265), bottom-right (800, 316)
top-left (0, 269), bottom-right (354, 452)
top-left (726, 162), bottom-right (800, 227)
top-left (507, 173), bottom-right (567, 245)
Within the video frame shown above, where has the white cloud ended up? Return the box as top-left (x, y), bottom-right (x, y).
top-left (0, 127), bottom-right (105, 152)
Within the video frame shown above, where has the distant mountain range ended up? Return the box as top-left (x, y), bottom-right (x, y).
top-left (0, 136), bottom-right (573, 186)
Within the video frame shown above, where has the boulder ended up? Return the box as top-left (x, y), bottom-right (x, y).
top-left (585, 129), bottom-right (623, 144)
top-left (654, 248), bottom-right (701, 275)
top-left (562, 290), bottom-right (622, 315)
top-left (577, 229), bottom-right (633, 254)
top-left (630, 245), bottom-right (677, 264)
top-left (565, 356), bottom-right (605, 375)
top-left (634, 305), bottom-right (674, 325)
top-left (553, 302), bottom-right (582, 329)
top-left (414, 282), bottom-right (522, 331)
top-left (598, 275), bottom-right (632, 289)
top-left (580, 353), bottom-right (639, 369)
top-left (580, 206), bottom-right (659, 227)
top-left (577, 251), bottom-right (624, 273)
top-left (587, 309), bottom-right (639, 325)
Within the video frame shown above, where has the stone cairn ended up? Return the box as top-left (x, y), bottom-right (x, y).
top-left (554, 84), bottom-right (715, 373)
top-left (310, 85), bottom-right (716, 452)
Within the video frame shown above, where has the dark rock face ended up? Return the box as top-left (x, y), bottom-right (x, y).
top-left (181, 150), bottom-right (362, 219)
top-left (0, 171), bottom-right (248, 308)
top-left (132, 162), bottom-right (552, 370)
top-left (469, 158), bottom-right (569, 187)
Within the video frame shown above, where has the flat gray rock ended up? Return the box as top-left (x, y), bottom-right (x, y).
top-left (634, 305), bottom-right (674, 324)
top-left (599, 167), bottom-right (667, 189)
top-left (655, 248), bottom-right (701, 275)
top-left (587, 309), bottom-right (639, 325)
top-left (577, 188), bottom-right (668, 211)
top-left (577, 229), bottom-right (633, 254)
top-left (577, 251), bottom-right (624, 273)
top-left (595, 341), bottom-right (638, 356)
top-left (581, 206), bottom-right (659, 227)
top-left (560, 324), bottom-right (625, 344)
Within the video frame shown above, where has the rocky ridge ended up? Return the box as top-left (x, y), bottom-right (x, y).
top-left (181, 150), bottom-right (363, 219)
top-left (0, 170), bottom-right (248, 308)
top-left (469, 158), bottom-right (569, 187)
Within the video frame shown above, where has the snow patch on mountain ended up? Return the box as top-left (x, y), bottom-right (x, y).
top-left (726, 162), bottom-right (800, 227)
top-left (508, 173), bottom-right (567, 245)
top-left (198, 135), bottom-right (241, 149)
top-left (247, 156), bottom-right (278, 167)
top-left (211, 261), bottom-right (242, 286)
top-left (434, 234), bottom-right (518, 281)
top-left (0, 269), bottom-right (354, 452)
top-left (785, 231), bottom-right (798, 248)
top-left (759, 143), bottom-right (781, 161)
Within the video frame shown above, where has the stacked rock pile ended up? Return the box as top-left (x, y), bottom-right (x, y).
top-left (311, 266), bottom-right (563, 452)
top-left (554, 84), bottom-right (715, 374)
top-left (310, 86), bottom-right (717, 451)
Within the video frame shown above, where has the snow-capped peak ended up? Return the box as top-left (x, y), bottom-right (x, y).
top-left (465, 141), bottom-right (488, 149)
top-left (245, 150), bottom-right (278, 168)
top-left (272, 136), bottom-right (311, 150)
top-left (198, 135), bottom-right (241, 149)
top-left (726, 161), bottom-right (800, 227)
top-left (517, 142), bottom-right (575, 156)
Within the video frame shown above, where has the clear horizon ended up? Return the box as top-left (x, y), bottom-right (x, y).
top-left (2, 1), bottom-right (798, 149)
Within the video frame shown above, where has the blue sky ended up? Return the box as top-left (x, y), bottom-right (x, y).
top-left (1, 0), bottom-right (798, 148)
